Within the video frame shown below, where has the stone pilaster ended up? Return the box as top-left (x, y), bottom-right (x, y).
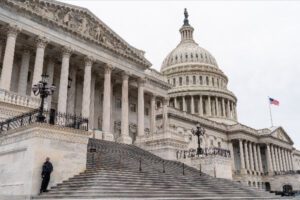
top-left (0, 38), bottom-right (5, 63)
top-left (150, 94), bottom-right (156, 134)
top-left (0, 24), bottom-right (20, 90)
top-left (266, 144), bottom-right (273, 173)
top-left (31, 36), bottom-right (48, 96)
top-left (46, 59), bottom-right (55, 109)
top-left (81, 56), bottom-right (94, 119)
top-left (117, 72), bottom-right (132, 144)
top-left (244, 141), bottom-right (250, 170)
top-left (199, 95), bottom-right (203, 116)
top-left (17, 48), bottom-right (31, 95)
top-left (66, 66), bottom-right (77, 114)
top-left (284, 150), bottom-right (290, 171)
top-left (239, 139), bottom-right (245, 171)
top-left (279, 148), bottom-right (284, 171)
top-left (282, 148), bottom-right (287, 171)
top-left (257, 145), bottom-right (263, 172)
top-left (182, 96), bottom-right (186, 112)
top-left (163, 97), bottom-right (169, 133)
top-left (137, 78), bottom-right (145, 137)
top-left (289, 151), bottom-right (294, 170)
top-left (102, 64), bottom-right (113, 141)
top-left (190, 95), bottom-right (194, 114)
top-left (57, 46), bottom-right (73, 114)
top-left (174, 97), bottom-right (177, 109)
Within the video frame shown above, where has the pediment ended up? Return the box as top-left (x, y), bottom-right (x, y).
top-left (270, 127), bottom-right (293, 144)
top-left (2, 0), bottom-right (151, 68)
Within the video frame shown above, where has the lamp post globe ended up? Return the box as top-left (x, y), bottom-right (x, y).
top-left (32, 74), bottom-right (55, 122)
top-left (192, 123), bottom-right (205, 155)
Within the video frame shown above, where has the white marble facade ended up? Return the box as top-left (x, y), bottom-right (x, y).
top-left (0, 0), bottom-right (300, 194)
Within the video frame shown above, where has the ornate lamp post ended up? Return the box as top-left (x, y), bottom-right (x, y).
top-left (191, 123), bottom-right (205, 155)
top-left (32, 74), bottom-right (56, 122)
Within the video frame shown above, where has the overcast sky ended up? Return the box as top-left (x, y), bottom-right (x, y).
top-left (60, 0), bottom-right (300, 149)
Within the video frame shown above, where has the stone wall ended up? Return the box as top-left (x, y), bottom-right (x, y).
top-left (0, 123), bottom-right (91, 197)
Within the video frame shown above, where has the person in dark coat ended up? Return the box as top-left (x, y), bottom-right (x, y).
top-left (40, 157), bottom-right (53, 194)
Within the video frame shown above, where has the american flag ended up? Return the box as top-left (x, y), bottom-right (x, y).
top-left (269, 97), bottom-right (279, 106)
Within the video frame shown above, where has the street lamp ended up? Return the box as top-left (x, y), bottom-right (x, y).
top-left (32, 74), bottom-right (56, 122)
top-left (191, 123), bottom-right (205, 155)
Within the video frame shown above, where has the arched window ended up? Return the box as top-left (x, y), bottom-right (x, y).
top-left (199, 76), bottom-right (203, 85)
top-left (206, 76), bottom-right (209, 85)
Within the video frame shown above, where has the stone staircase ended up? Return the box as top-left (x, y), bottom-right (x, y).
top-left (35, 138), bottom-right (282, 199)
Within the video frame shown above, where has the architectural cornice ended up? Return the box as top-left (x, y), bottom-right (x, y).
top-left (1, 0), bottom-right (151, 68)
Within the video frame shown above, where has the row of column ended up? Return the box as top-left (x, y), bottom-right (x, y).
top-left (239, 140), bottom-right (263, 173)
top-left (238, 139), bottom-right (294, 174)
top-left (267, 144), bottom-right (294, 172)
top-left (0, 24), bottom-right (169, 143)
top-left (172, 95), bottom-right (237, 120)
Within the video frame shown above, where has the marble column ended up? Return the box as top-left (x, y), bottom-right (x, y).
top-left (31, 36), bottom-right (48, 96)
top-left (249, 142), bottom-right (254, 171)
top-left (137, 78), bottom-right (145, 137)
top-left (46, 59), bottom-right (55, 109)
top-left (57, 46), bottom-right (73, 114)
top-left (66, 66), bottom-right (77, 114)
top-left (228, 141), bottom-right (235, 171)
top-left (266, 144), bottom-right (273, 173)
top-left (275, 146), bottom-right (282, 171)
top-left (257, 145), bottom-right (263, 172)
top-left (191, 95), bottom-right (195, 114)
top-left (215, 97), bottom-right (219, 117)
top-left (150, 94), bottom-right (156, 134)
top-left (282, 148), bottom-right (287, 171)
top-left (0, 38), bottom-right (5, 63)
top-left (174, 97), bottom-right (177, 109)
top-left (233, 103), bottom-right (238, 120)
top-left (239, 139), bottom-right (245, 171)
top-left (279, 148), bottom-right (284, 171)
top-left (198, 95), bottom-right (203, 116)
top-left (182, 96), bottom-right (186, 112)
top-left (207, 96), bottom-right (211, 116)
top-left (222, 98), bottom-right (225, 117)
top-left (117, 72), bottom-right (132, 144)
top-left (289, 152), bottom-right (294, 170)
top-left (0, 25), bottom-right (20, 90)
top-left (17, 48), bottom-right (31, 95)
top-left (81, 56), bottom-right (93, 119)
top-left (270, 145), bottom-right (277, 172)
top-left (102, 64), bottom-right (113, 137)
top-left (227, 100), bottom-right (230, 118)
top-left (163, 98), bottom-right (169, 133)
top-left (244, 141), bottom-right (250, 170)
top-left (89, 75), bottom-right (96, 129)
top-left (284, 150), bottom-right (290, 171)
top-left (253, 143), bottom-right (259, 172)
top-left (273, 146), bottom-right (281, 171)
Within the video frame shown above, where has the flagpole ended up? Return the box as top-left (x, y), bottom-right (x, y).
top-left (268, 98), bottom-right (274, 127)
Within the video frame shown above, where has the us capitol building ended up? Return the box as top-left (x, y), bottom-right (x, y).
top-left (0, 0), bottom-right (299, 198)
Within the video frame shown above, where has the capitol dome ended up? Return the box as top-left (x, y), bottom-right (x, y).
top-left (161, 9), bottom-right (218, 72)
top-left (161, 9), bottom-right (238, 125)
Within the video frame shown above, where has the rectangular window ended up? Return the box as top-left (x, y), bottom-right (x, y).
top-left (130, 103), bottom-right (136, 112)
top-left (206, 76), bottom-right (209, 85)
top-left (200, 76), bottom-right (203, 85)
top-left (115, 98), bottom-right (121, 109)
top-left (186, 76), bottom-right (189, 85)
top-left (173, 78), bottom-right (176, 86)
top-left (179, 77), bottom-right (182, 86)
top-left (193, 76), bottom-right (196, 84)
top-left (145, 107), bottom-right (149, 116)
